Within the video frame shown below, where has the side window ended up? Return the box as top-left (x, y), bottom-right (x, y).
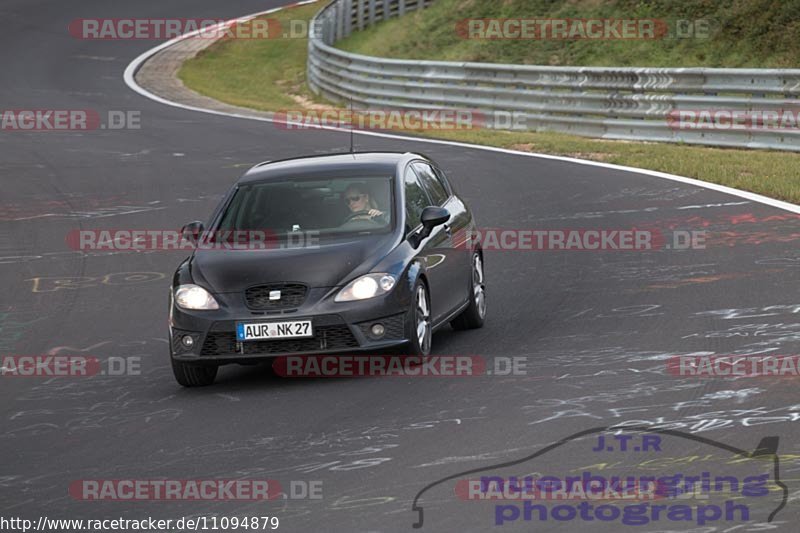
top-left (432, 166), bottom-right (454, 196)
top-left (404, 166), bottom-right (431, 230)
top-left (412, 162), bottom-right (449, 206)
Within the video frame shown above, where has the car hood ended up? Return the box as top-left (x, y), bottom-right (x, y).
top-left (189, 234), bottom-right (397, 292)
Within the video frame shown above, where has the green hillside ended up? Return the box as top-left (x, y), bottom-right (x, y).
top-left (337, 0), bottom-right (800, 67)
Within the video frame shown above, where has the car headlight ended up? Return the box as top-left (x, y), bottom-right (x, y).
top-left (174, 284), bottom-right (220, 310)
top-left (335, 273), bottom-right (396, 302)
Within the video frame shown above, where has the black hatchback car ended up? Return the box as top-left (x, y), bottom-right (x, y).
top-left (169, 152), bottom-right (485, 386)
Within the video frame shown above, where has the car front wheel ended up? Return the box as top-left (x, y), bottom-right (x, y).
top-left (407, 279), bottom-right (432, 356)
top-left (171, 357), bottom-right (218, 387)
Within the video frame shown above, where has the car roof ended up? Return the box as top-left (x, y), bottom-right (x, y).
top-left (239, 151), bottom-right (428, 184)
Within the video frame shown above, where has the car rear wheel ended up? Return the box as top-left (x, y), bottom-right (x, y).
top-left (451, 252), bottom-right (486, 330)
top-left (407, 280), bottom-right (432, 356)
top-left (171, 358), bottom-right (218, 387)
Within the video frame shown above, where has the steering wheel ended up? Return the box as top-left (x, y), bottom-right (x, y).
top-left (343, 209), bottom-right (383, 225)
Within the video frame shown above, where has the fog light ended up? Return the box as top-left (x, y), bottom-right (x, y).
top-left (370, 323), bottom-right (385, 338)
top-left (181, 335), bottom-right (195, 348)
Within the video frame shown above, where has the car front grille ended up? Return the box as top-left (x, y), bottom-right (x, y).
top-left (244, 283), bottom-right (307, 310)
top-left (200, 324), bottom-right (359, 357)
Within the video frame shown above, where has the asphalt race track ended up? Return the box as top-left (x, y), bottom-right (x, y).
top-left (2, 1), bottom-right (800, 531)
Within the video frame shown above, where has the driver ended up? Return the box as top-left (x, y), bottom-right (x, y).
top-left (343, 183), bottom-right (384, 222)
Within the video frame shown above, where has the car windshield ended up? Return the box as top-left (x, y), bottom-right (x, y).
top-left (215, 176), bottom-right (394, 239)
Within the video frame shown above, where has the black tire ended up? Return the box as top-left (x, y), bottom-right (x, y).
top-left (171, 357), bottom-right (218, 387)
top-left (406, 278), bottom-right (432, 356)
top-left (451, 252), bottom-right (486, 331)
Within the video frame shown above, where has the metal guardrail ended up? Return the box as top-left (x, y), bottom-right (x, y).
top-left (307, 0), bottom-right (800, 151)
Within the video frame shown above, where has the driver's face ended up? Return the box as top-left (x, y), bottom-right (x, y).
top-left (345, 190), bottom-right (369, 212)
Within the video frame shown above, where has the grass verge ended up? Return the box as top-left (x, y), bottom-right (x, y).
top-left (178, 2), bottom-right (800, 204)
top-left (178, 3), bottom-right (322, 112)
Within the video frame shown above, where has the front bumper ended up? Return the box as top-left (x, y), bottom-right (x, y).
top-left (169, 287), bottom-right (411, 364)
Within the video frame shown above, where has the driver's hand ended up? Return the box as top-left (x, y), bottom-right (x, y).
top-left (368, 209), bottom-right (383, 218)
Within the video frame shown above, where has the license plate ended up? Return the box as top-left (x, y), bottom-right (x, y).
top-left (236, 320), bottom-right (313, 341)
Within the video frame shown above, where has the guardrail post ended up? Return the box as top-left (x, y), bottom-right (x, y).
top-left (357, 0), bottom-right (365, 31)
top-left (335, 1), bottom-right (344, 41)
top-left (325, 12), bottom-right (335, 44)
top-left (368, 0), bottom-right (376, 26)
top-left (343, 0), bottom-right (353, 38)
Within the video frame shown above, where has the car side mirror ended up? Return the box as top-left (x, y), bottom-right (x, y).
top-left (419, 206), bottom-right (450, 237)
top-left (181, 221), bottom-right (205, 246)
top-left (408, 207), bottom-right (450, 248)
